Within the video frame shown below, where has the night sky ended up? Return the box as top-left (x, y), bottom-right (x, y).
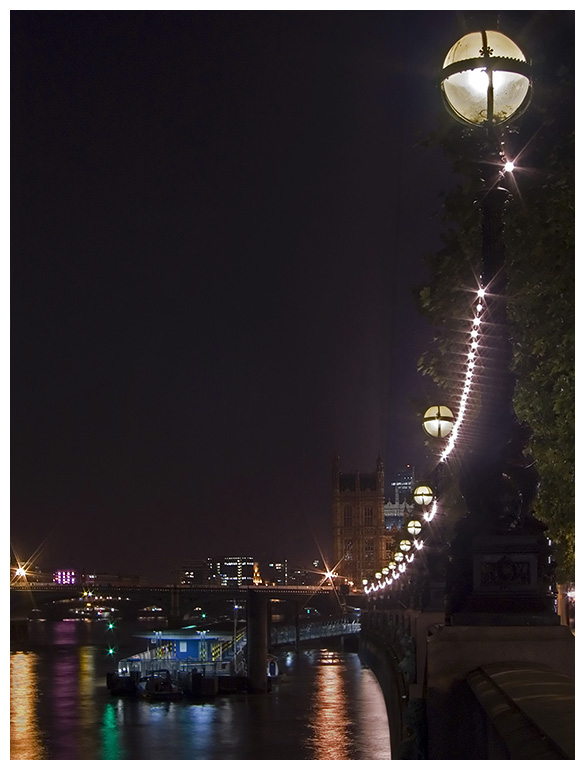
top-left (10, 10), bottom-right (573, 584)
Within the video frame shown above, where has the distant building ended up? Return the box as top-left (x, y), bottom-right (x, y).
top-left (261, 559), bottom-right (289, 585)
top-left (176, 557), bottom-right (260, 586)
top-left (178, 559), bottom-right (215, 586)
top-left (387, 465), bottom-right (415, 500)
top-left (384, 466), bottom-right (416, 534)
top-left (384, 501), bottom-right (414, 531)
top-left (81, 572), bottom-right (147, 586)
top-left (211, 556), bottom-right (256, 586)
top-left (289, 567), bottom-right (318, 586)
top-left (53, 569), bottom-right (77, 585)
top-left (331, 455), bottom-right (394, 587)
top-left (384, 487), bottom-right (415, 532)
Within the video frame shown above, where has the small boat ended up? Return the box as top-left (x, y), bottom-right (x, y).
top-left (136, 670), bottom-right (183, 701)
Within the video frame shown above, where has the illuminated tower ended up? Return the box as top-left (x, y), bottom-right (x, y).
top-left (332, 455), bottom-right (393, 586)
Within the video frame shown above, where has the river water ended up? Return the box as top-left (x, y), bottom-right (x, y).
top-left (10, 620), bottom-right (391, 760)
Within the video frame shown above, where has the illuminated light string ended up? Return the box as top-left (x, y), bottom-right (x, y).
top-left (365, 286), bottom-right (485, 595)
top-left (439, 287), bottom-right (485, 463)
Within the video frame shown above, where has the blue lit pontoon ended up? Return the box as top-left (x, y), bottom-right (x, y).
top-left (107, 626), bottom-right (251, 697)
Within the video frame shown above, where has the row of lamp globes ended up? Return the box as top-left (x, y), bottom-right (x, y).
top-left (389, 405), bottom-right (456, 577)
top-left (364, 483), bottom-right (436, 588)
top-left (363, 405), bottom-right (454, 588)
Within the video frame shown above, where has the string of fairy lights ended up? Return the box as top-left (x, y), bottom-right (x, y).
top-left (364, 285), bottom-right (486, 595)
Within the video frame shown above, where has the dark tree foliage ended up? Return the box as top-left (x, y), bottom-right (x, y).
top-left (505, 68), bottom-right (574, 581)
top-left (416, 15), bottom-right (574, 580)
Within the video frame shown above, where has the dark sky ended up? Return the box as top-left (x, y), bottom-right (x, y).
top-left (10, 10), bottom-right (573, 584)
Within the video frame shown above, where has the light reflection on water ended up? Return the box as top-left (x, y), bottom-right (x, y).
top-left (307, 649), bottom-right (392, 760)
top-left (10, 652), bottom-right (46, 760)
top-left (310, 660), bottom-right (351, 759)
top-left (11, 621), bottom-right (391, 760)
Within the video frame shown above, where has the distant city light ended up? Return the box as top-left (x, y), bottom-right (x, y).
top-left (54, 570), bottom-right (77, 585)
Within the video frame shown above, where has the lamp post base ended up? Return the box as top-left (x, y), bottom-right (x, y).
top-left (446, 526), bottom-right (558, 625)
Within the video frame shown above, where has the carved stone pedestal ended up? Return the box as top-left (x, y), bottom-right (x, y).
top-left (446, 510), bottom-right (557, 626)
top-left (451, 532), bottom-right (558, 625)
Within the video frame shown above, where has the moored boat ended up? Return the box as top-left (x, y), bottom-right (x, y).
top-left (136, 669), bottom-right (182, 701)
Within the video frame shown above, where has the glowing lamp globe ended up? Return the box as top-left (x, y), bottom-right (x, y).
top-left (423, 406), bottom-right (454, 438)
top-left (375, 572), bottom-right (382, 579)
top-left (407, 520), bottom-right (422, 537)
top-left (413, 484), bottom-right (434, 506)
top-left (388, 561), bottom-right (397, 571)
top-left (394, 552), bottom-right (405, 563)
top-left (399, 539), bottom-right (412, 553)
top-left (441, 30), bottom-right (531, 126)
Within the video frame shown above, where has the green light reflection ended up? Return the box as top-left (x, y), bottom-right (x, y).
top-left (100, 702), bottom-right (122, 760)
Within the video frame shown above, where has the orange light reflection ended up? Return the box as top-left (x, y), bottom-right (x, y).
top-left (308, 657), bottom-right (350, 760)
top-left (10, 652), bottom-right (45, 759)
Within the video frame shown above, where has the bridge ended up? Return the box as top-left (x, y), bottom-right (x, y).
top-left (11, 581), bottom-right (360, 697)
top-left (10, 582), bottom-right (340, 624)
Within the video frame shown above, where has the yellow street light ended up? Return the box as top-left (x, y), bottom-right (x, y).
top-left (423, 405), bottom-right (454, 438)
top-left (413, 484), bottom-right (434, 506)
top-left (441, 30), bottom-right (531, 126)
top-left (407, 520), bottom-right (422, 537)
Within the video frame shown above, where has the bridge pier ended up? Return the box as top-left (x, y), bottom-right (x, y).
top-left (246, 589), bottom-right (268, 693)
top-left (169, 585), bottom-right (183, 626)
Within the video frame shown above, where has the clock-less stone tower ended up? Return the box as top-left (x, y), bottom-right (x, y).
top-left (332, 455), bottom-right (393, 587)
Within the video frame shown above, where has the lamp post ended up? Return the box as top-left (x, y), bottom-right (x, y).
top-left (439, 29), bottom-right (557, 624)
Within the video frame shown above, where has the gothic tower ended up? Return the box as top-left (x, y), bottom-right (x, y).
top-left (332, 455), bottom-right (393, 586)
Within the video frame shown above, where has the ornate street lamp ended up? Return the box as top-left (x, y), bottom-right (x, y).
top-left (423, 406), bottom-right (454, 438)
top-left (413, 484), bottom-right (434, 507)
top-left (439, 29), bottom-right (557, 623)
top-left (441, 30), bottom-right (531, 127)
top-left (407, 520), bottom-right (423, 537)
